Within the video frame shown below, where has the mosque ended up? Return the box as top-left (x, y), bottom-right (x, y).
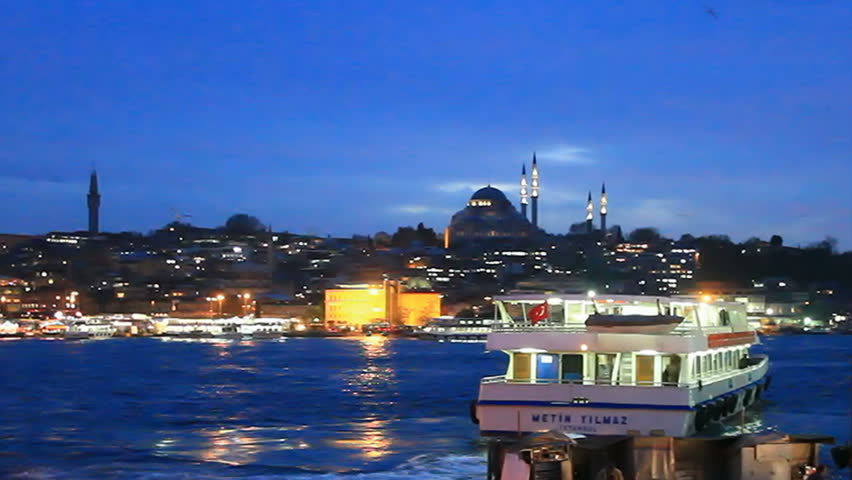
top-left (445, 154), bottom-right (609, 245)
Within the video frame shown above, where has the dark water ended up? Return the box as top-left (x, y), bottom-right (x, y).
top-left (0, 335), bottom-right (848, 479)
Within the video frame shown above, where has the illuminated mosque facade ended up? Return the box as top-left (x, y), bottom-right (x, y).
top-left (446, 154), bottom-right (608, 244)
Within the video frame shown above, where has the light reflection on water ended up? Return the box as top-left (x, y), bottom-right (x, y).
top-left (0, 335), bottom-right (848, 479)
top-left (334, 335), bottom-right (397, 460)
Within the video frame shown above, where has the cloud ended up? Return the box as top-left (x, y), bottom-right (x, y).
top-left (621, 198), bottom-right (695, 230)
top-left (0, 176), bottom-right (82, 196)
top-left (432, 181), bottom-right (515, 194)
top-left (390, 205), bottom-right (454, 215)
top-left (536, 145), bottom-right (595, 165)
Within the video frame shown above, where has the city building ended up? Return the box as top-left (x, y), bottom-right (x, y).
top-left (447, 186), bottom-right (537, 244)
top-left (324, 281), bottom-right (441, 327)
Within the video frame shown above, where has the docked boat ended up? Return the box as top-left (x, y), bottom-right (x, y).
top-left (0, 320), bottom-right (22, 337)
top-left (418, 316), bottom-right (496, 342)
top-left (473, 294), bottom-right (770, 437)
top-left (64, 321), bottom-right (116, 340)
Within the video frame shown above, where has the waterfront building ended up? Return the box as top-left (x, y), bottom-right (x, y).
top-left (324, 281), bottom-right (441, 327)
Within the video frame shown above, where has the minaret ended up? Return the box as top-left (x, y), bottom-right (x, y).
top-left (600, 182), bottom-right (608, 234)
top-left (531, 153), bottom-right (539, 227)
top-left (585, 191), bottom-right (594, 234)
top-left (87, 170), bottom-right (101, 234)
top-left (520, 164), bottom-right (529, 220)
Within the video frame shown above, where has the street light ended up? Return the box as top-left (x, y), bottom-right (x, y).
top-left (242, 293), bottom-right (252, 315)
top-left (216, 294), bottom-right (225, 316)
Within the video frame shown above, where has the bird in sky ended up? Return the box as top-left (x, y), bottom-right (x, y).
top-left (705, 6), bottom-right (719, 19)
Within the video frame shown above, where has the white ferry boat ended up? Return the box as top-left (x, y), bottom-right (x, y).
top-left (64, 321), bottom-right (117, 340)
top-left (473, 293), bottom-right (770, 437)
top-left (418, 316), bottom-right (496, 343)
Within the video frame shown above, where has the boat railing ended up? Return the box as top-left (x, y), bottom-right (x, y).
top-left (480, 355), bottom-right (768, 388)
top-left (491, 322), bottom-right (730, 336)
top-left (490, 322), bottom-right (737, 336)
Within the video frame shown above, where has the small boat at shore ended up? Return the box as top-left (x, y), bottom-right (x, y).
top-left (64, 321), bottom-right (116, 340)
top-left (418, 316), bottom-right (495, 342)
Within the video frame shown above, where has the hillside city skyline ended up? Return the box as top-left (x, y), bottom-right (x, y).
top-left (3, 3), bottom-right (851, 248)
top-left (7, 168), bottom-right (848, 252)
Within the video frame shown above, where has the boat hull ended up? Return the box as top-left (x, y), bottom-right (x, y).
top-left (476, 358), bottom-right (769, 437)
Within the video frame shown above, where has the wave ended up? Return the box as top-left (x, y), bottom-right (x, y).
top-left (1, 453), bottom-right (486, 480)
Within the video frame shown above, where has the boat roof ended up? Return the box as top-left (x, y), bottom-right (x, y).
top-left (494, 293), bottom-right (744, 308)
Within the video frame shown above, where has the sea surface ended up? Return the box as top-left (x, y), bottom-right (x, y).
top-left (0, 335), bottom-right (849, 479)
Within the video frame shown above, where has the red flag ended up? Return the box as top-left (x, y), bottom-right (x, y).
top-left (528, 302), bottom-right (549, 324)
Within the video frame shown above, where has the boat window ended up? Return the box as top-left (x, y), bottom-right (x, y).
top-left (618, 353), bottom-right (633, 385)
top-left (661, 355), bottom-right (681, 384)
top-left (536, 354), bottom-right (559, 382)
top-left (561, 354), bottom-right (584, 382)
top-left (635, 355), bottom-right (655, 385)
top-left (564, 302), bottom-right (585, 323)
top-left (512, 353), bottom-right (531, 381)
top-left (719, 309), bottom-right (730, 326)
top-left (681, 306), bottom-right (698, 324)
top-left (595, 354), bottom-right (616, 384)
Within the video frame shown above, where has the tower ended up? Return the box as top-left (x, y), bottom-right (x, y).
top-left (585, 191), bottom-right (594, 234)
top-left (600, 182), bottom-right (608, 234)
top-left (531, 153), bottom-right (539, 227)
top-left (87, 170), bottom-right (101, 234)
top-left (520, 164), bottom-right (529, 220)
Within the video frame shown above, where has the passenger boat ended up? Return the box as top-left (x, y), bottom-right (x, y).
top-left (64, 321), bottom-right (116, 340)
top-left (473, 294), bottom-right (770, 437)
top-left (418, 316), bottom-right (495, 342)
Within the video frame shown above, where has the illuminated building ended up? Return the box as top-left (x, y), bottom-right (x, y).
top-left (447, 186), bottom-right (536, 242)
top-left (87, 170), bottom-right (100, 234)
top-left (600, 182), bottom-right (608, 233)
top-left (325, 282), bottom-right (441, 327)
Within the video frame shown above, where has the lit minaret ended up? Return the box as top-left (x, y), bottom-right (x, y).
top-left (520, 164), bottom-right (529, 220)
top-left (87, 170), bottom-right (101, 234)
top-left (531, 153), bottom-right (539, 227)
top-left (585, 190), bottom-right (594, 234)
top-left (600, 182), bottom-right (608, 234)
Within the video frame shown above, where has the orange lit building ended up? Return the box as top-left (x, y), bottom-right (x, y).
top-left (325, 282), bottom-right (440, 327)
top-left (398, 292), bottom-right (441, 325)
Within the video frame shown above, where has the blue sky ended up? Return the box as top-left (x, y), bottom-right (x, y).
top-left (1, 1), bottom-right (850, 248)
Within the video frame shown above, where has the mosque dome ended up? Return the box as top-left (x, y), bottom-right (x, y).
top-left (467, 186), bottom-right (511, 209)
top-left (448, 185), bottom-right (535, 242)
top-left (471, 186), bottom-right (508, 202)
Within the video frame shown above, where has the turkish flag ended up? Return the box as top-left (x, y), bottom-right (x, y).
top-left (528, 302), bottom-right (549, 324)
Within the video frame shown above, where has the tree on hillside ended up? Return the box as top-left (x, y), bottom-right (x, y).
top-left (391, 223), bottom-right (439, 248)
top-left (224, 214), bottom-right (265, 235)
top-left (627, 227), bottom-right (663, 244)
top-left (770, 235), bottom-right (783, 247)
